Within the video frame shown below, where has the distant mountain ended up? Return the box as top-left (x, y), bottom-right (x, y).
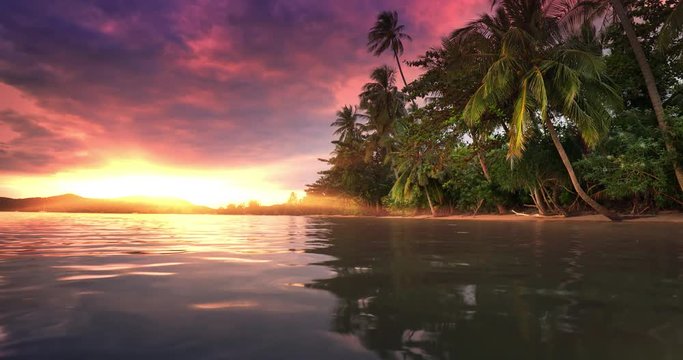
top-left (0, 194), bottom-right (214, 214)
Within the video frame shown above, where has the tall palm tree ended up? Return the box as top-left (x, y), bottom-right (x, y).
top-left (331, 105), bottom-right (363, 143)
top-left (368, 11), bottom-right (413, 89)
top-left (359, 65), bottom-right (407, 161)
top-left (462, 0), bottom-right (622, 220)
top-left (568, 0), bottom-right (683, 192)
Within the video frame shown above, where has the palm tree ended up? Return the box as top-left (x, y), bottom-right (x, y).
top-left (461, 0), bottom-right (622, 220)
top-left (359, 65), bottom-right (407, 161)
top-left (568, 0), bottom-right (683, 192)
top-left (392, 160), bottom-right (442, 216)
top-left (331, 105), bottom-right (363, 143)
top-left (390, 114), bottom-right (448, 217)
top-left (368, 11), bottom-right (413, 89)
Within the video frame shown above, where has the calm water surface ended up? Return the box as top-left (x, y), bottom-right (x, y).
top-left (1, 213), bottom-right (683, 359)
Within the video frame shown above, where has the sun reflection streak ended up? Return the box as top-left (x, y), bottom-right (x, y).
top-left (58, 274), bottom-right (120, 281)
top-left (200, 257), bottom-right (270, 263)
top-left (58, 271), bottom-right (177, 281)
top-left (127, 271), bottom-right (175, 276)
top-left (190, 301), bottom-right (259, 310)
top-left (53, 262), bottom-right (184, 271)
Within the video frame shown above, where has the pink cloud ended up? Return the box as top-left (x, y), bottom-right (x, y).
top-left (0, 0), bottom-right (488, 186)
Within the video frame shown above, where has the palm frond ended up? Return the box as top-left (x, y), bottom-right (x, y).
top-left (659, 2), bottom-right (683, 48)
top-left (560, 0), bottom-right (609, 30)
top-left (508, 77), bottom-right (534, 158)
top-left (527, 66), bottom-right (548, 120)
top-left (368, 10), bottom-right (411, 57)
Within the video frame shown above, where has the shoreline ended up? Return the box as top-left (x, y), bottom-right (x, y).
top-left (313, 212), bottom-right (683, 223)
top-left (3, 210), bottom-right (682, 223)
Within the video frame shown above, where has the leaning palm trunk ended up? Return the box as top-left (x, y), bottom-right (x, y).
top-left (394, 52), bottom-right (409, 89)
top-left (544, 117), bottom-right (621, 221)
top-left (424, 187), bottom-right (436, 216)
top-left (394, 52), bottom-right (417, 108)
top-left (610, 0), bottom-right (683, 192)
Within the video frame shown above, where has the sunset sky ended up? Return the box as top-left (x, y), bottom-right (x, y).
top-left (0, 0), bottom-right (488, 207)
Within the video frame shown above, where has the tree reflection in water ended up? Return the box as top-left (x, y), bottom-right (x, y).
top-left (305, 218), bottom-right (683, 360)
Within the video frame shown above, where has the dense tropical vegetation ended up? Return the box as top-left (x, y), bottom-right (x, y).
top-left (306, 0), bottom-right (683, 220)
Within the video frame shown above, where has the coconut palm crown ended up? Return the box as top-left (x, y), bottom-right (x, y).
top-left (460, 0), bottom-right (622, 220)
top-left (359, 65), bottom-right (408, 162)
top-left (368, 11), bottom-right (413, 88)
top-left (331, 105), bottom-right (363, 144)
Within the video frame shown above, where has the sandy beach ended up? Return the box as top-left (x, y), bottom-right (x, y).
top-left (316, 212), bottom-right (683, 223)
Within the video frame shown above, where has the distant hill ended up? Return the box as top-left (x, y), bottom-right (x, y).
top-left (0, 194), bottom-right (214, 214)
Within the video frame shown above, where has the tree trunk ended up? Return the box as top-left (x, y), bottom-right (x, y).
top-left (477, 151), bottom-right (507, 214)
top-left (394, 51), bottom-right (418, 108)
top-left (532, 187), bottom-right (547, 215)
top-left (544, 117), bottom-right (622, 221)
top-left (478, 152), bottom-right (492, 181)
top-left (424, 187), bottom-right (436, 217)
top-left (610, 0), bottom-right (683, 192)
top-left (394, 52), bottom-right (409, 89)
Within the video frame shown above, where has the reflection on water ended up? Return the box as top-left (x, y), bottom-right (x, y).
top-left (307, 219), bottom-right (683, 359)
top-left (1, 213), bottom-right (683, 359)
top-left (53, 263), bottom-right (185, 271)
top-left (191, 301), bottom-right (260, 310)
top-left (200, 257), bottom-right (271, 263)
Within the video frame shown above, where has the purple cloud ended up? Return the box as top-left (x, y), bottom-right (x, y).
top-left (0, 0), bottom-right (488, 179)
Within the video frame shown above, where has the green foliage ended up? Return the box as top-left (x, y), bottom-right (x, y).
top-left (461, 1), bottom-right (619, 159)
top-left (659, 1), bottom-right (683, 47)
top-left (442, 148), bottom-right (496, 211)
top-left (306, 138), bottom-right (394, 208)
top-left (670, 107), bottom-right (683, 155)
top-left (576, 109), bottom-right (679, 206)
top-left (485, 131), bottom-right (575, 214)
top-left (605, 0), bottom-right (683, 110)
top-left (359, 65), bottom-right (407, 162)
top-left (389, 113), bottom-right (450, 213)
